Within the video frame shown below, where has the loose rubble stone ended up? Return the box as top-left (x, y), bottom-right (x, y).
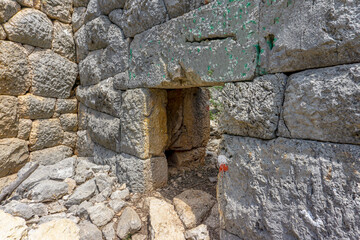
top-left (4, 8), bottom-right (53, 48)
top-left (77, 78), bottom-right (122, 117)
top-left (29, 50), bottom-right (78, 98)
top-left (278, 64), bottom-right (360, 144)
top-left (88, 202), bottom-right (115, 227)
top-left (55, 99), bottom-right (78, 115)
top-left (28, 219), bottom-right (80, 240)
top-left (49, 157), bottom-right (76, 180)
top-left (73, 7), bottom-right (86, 32)
top-left (0, 209), bottom-right (27, 240)
top-left (76, 201), bottom-right (93, 219)
top-left (60, 114), bottom-right (78, 132)
top-left (0, 96), bottom-right (18, 138)
top-left (95, 173), bottom-right (116, 192)
top-left (18, 94), bottom-right (56, 119)
top-left (149, 197), bottom-right (185, 240)
top-left (103, 222), bottom-right (116, 240)
top-left (0, 0), bottom-right (21, 23)
top-left (25, 179), bottom-right (69, 202)
top-left (29, 119), bottom-right (64, 151)
top-left (0, 40), bottom-right (31, 96)
top-left (75, 157), bottom-right (107, 183)
top-left (30, 145), bottom-right (73, 165)
top-left (0, 138), bottom-right (28, 178)
top-left (185, 224), bottom-right (210, 240)
top-left (174, 189), bottom-right (216, 229)
top-left (111, 188), bottom-right (130, 201)
top-left (92, 186), bottom-right (112, 202)
top-left (119, 0), bottom-right (167, 38)
top-left (220, 74), bottom-right (287, 139)
top-left (47, 201), bottom-right (67, 214)
top-left (121, 88), bottom-right (167, 159)
top-left (0, 173), bottom-right (17, 192)
top-left (66, 179), bottom-right (97, 206)
top-left (17, 163), bottom-right (51, 194)
top-left (116, 207), bottom-right (142, 239)
top-left (219, 135), bottom-right (360, 240)
top-left (52, 21), bottom-right (76, 61)
top-left (109, 199), bottom-right (126, 213)
top-left (79, 220), bottom-right (102, 240)
top-left (2, 200), bottom-right (34, 220)
top-left (41, 0), bottom-right (72, 23)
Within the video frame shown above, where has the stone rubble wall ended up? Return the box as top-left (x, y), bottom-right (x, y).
top-left (0, 0), bottom-right (78, 177)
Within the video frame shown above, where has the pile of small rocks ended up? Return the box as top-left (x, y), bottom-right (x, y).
top-left (0, 156), bottom-right (219, 240)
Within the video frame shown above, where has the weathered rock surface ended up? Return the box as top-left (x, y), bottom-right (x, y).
top-left (219, 135), bottom-right (360, 240)
top-left (76, 130), bottom-right (94, 157)
top-left (126, 1), bottom-right (258, 89)
top-left (164, 0), bottom-right (213, 19)
top-left (149, 197), bottom-right (185, 240)
top-left (74, 0), bottom-right (89, 7)
top-left (72, 7), bottom-right (86, 32)
top-left (77, 78), bottom-right (122, 117)
top-left (0, 40), bottom-right (31, 96)
top-left (29, 119), bottom-right (63, 151)
top-left (16, 0), bottom-right (33, 7)
top-left (0, 25), bottom-right (6, 39)
top-left (220, 74), bottom-right (287, 139)
top-left (18, 94), bottom-right (56, 119)
top-left (28, 219), bottom-right (80, 240)
top-left (29, 145), bottom-right (73, 165)
top-left (17, 119), bottom-right (32, 140)
top-left (41, 0), bottom-right (73, 23)
top-left (185, 224), bottom-right (210, 240)
top-left (103, 222), bottom-right (116, 240)
top-left (52, 21), bottom-right (76, 61)
top-left (0, 96), bottom-right (18, 138)
top-left (278, 64), bottom-right (360, 144)
top-left (4, 8), bottom-right (53, 48)
top-left (0, 138), bottom-right (28, 178)
top-left (2, 201), bottom-right (47, 220)
top-left (174, 189), bottom-right (215, 229)
top-left (0, 0), bottom-right (20, 23)
top-left (98, 0), bottom-right (125, 15)
top-left (55, 99), bottom-right (78, 115)
top-left (79, 220), bottom-right (102, 240)
top-left (88, 202), bottom-right (114, 227)
top-left (0, 209), bottom-right (27, 240)
top-left (121, 88), bottom-right (167, 159)
top-left (25, 179), bottom-right (69, 202)
top-left (60, 114), bottom-right (78, 132)
top-left (116, 207), bottom-right (142, 239)
top-left (66, 179), bottom-right (97, 206)
top-left (119, 0), bottom-right (167, 38)
top-left (49, 157), bottom-right (76, 180)
top-left (29, 50), bottom-right (78, 98)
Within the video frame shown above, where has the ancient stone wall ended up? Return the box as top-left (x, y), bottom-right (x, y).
top-left (0, 0), bottom-right (78, 176)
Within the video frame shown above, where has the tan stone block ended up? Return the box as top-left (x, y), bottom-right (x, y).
top-left (55, 98), bottom-right (78, 115)
top-left (167, 147), bottom-right (206, 168)
top-left (63, 131), bottom-right (77, 148)
top-left (29, 119), bottom-right (64, 151)
top-left (0, 138), bottom-right (29, 178)
top-left (0, 95), bottom-right (18, 139)
top-left (59, 113), bottom-right (78, 132)
top-left (18, 94), bottom-right (55, 119)
top-left (17, 118), bottom-right (32, 140)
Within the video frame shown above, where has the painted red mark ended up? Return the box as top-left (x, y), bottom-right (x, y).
top-left (219, 164), bottom-right (228, 173)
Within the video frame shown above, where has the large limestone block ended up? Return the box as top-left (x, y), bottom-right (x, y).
top-left (278, 64), bottom-right (360, 144)
top-left (41, 0), bottom-right (73, 23)
top-left (164, 0), bottom-right (213, 19)
top-left (149, 197), bottom-right (185, 240)
top-left (119, 0), bottom-right (167, 38)
top-left (4, 8), bottom-right (53, 48)
top-left (28, 219), bottom-right (80, 240)
top-left (72, 7), bottom-right (86, 32)
top-left (29, 50), bottom-right (78, 98)
top-left (18, 94), bottom-right (56, 119)
top-left (0, 0), bottom-right (20, 23)
top-left (76, 78), bottom-right (122, 118)
top-left (0, 40), bottom-right (31, 96)
top-left (55, 99), bottom-right (78, 115)
top-left (259, 0), bottom-right (360, 73)
top-left (0, 138), bottom-right (28, 178)
top-left (29, 145), bottom-right (73, 165)
top-left (17, 119), bottom-right (32, 140)
top-left (0, 210), bottom-right (27, 240)
top-left (59, 114), bottom-right (78, 132)
top-left (52, 21), bottom-right (76, 61)
top-left (122, 1), bottom-right (258, 89)
top-left (121, 89), bottom-right (167, 159)
top-left (0, 96), bottom-right (18, 138)
top-left (220, 74), bottom-right (287, 139)
top-left (29, 119), bottom-right (64, 151)
top-left (218, 135), bottom-right (360, 240)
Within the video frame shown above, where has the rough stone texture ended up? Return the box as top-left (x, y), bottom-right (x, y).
top-left (66, 179), bottom-right (97, 206)
top-left (149, 156), bottom-right (168, 189)
top-left (125, 1), bottom-right (258, 89)
top-left (149, 197), bottom-right (185, 240)
top-left (29, 50), bottom-right (78, 98)
top-left (16, 0), bottom-right (33, 7)
top-left (108, 8), bottom-right (122, 26)
top-left (60, 114), bottom-right (78, 132)
top-left (121, 88), bottom-right (167, 159)
top-left (81, 106), bottom-right (121, 152)
top-left (76, 130), bottom-right (94, 157)
top-left (204, 204), bottom-right (219, 230)
top-left (0, 209), bottom-right (27, 240)
top-left (0, 40), bottom-right (31, 96)
top-left (185, 224), bottom-right (210, 240)
top-left (79, 220), bottom-right (102, 240)
top-left (0, 25), bottom-right (6, 39)
top-left (29, 119), bottom-right (64, 151)
top-left (28, 219), bottom-right (80, 240)
top-left (63, 131), bottom-right (77, 148)
top-left (103, 222), bottom-right (116, 240)
top-left (2, 200), bottom-right (34, 220)
top-left (17, 163), bottom-right (51, 194)
top-left (0, 96), bottom-right (18, 138)
top-left (17, 119), bottom-right (32, 140)
top-left (116, 207), bottom-right (142, 239)
top-left (18, 94), bottom-right (56, 119)
top-left (41, 0), bottom-right (72, 23)
top-left (167, 147), bottom-right (206, 168)
top-left (83, 0), bottom-right (101, 24)
top-left (25, 179), bottom-right (69, 202)
top-left (0, 138), bottom-right (28, 178)
top-left (4, 8), bottom-right (53, 48)
top-left (29, 145), bottom-right (73, 165)
top-left (220, 74), bottom-right (287, 139)
top-left (259, 0), bottom-right (360, 73)
top-left (72, 7), bottom-right (86, 32)
top-left (164, 0), bottom-right (213, 19)
top-left (109, 199), bottom-right (126, 213)
top-left (0, 173), bottom-right (17, 192)
top-left (74, 0), bottom-right (89, 7)
top-left (173, 189), bottom-right (215, 229)
top-left (88, 203), bottom-right (114, 227)
top-left (111, 188), bottom-right (129, 201)
top-left (52, 21), bottom-right (76, 61)
top-left (118, 0), bottom-right (167, 38)
top-left (0, 0), bottom-right (21, 23)
top-left (55, 99), bottom-right (78, 115)
top-left (278, 64), bottom-right (360, 145)
top-left (98, 0), bottom-right (126, 15)
top-left (76, 78), bottom-right (122, 117)
top-left (49, 157), bottom-right (76, 180)
top-left (219, 135), bottom-right (360, 240)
